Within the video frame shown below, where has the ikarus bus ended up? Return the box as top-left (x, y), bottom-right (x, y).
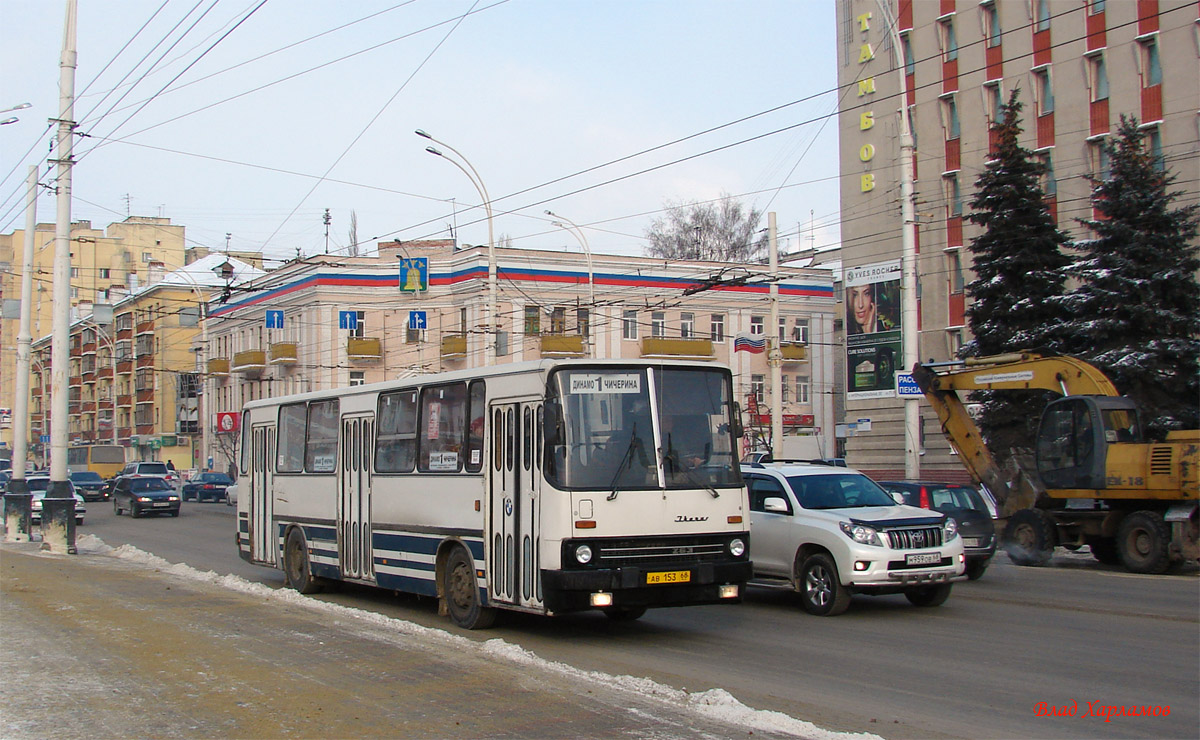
top-left (236, 359), bottom-right (751, 628)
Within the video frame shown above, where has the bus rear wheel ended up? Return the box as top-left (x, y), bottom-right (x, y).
top-left (284, 528), bottom-right (323, 594)
top-left (603, 606), bottom-right (647, 621)
top-left (443, 546), bottom-right (496, 630)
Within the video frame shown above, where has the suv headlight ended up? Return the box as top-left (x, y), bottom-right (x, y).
top-left (943, 517), bottom-right (959, 542)
top-left (839, 521), bottom-right (882, 547)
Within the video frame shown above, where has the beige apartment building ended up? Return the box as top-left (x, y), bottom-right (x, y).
top-left (201, 240), bottom-right (839, 474)
top-left (835, 0), bottom-right (1199, 479)
top-left (0, 216), bottom-right (188, 451)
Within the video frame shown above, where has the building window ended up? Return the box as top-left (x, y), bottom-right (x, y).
top-left (1086, 53), bottom-right (1109, 102)
top-left (680, 312), bottom-right (695, 339)
top-left (984, 82), bottom-right (1002, 122)
top-left (576, 308), bottom-right (590, 337)
top-left (944, 174), bottom-right (963, 218)
top-left (781, 376), bottom-right (789, 403)
top-left (710, 313), bottom-right (725, 342)
top-left (792, 318), bottom-right (810, 344)
top-left (1039, 153), bottom-right (1057, 196)
top-left (1138, 35), bottom-right (1162, 87)
top-left (1090, 138), bottom-right (1111, 180)
top-left (941, 95), bottom-right (960, 139)
top-left (1035, 0), bottom-right (1050, 32)
top-left (1144, 125), bottom-right (1164, 171)
top-left (98, 268), bottom-right (110, 280)
top-left (947, 250), bottom-right (965, 293)
top-left (622, 309), bottom-right (638, 340)
top-left (750, 315), bottom-right (764, 335)
top-left (795, 377), bottom-right (810, 404)
top-left (1033, 68), bottom-right (1054, 115)
top-left (938, 18), bottom-right (958, 62)
top-left (459, 307), bottom-right (468, 334)
top-left (750, 374), bottom-right (765, 403)
top-left (1088, 0), bottom-right (1105, 14)
top-left (524, 306), bottom-right (540, 335)
top-left (948, 329), bottom-right (964, 356)
top-left (901, 32), bottom-right (915, 75)
top-left (349, 371), bottom-right (365, 387)
top-left (651, 311), bottom-right (666, 338)
top-left (549, 307), bottom-right (566, 335)
top-left (142, 251), bottom-right (152, 263)
top-left (983, 2), bottom-right (1001, 48)
top-left (351, 310), bottom-right (366, 338)
top-left (70, 267), bottom-right (80, 278)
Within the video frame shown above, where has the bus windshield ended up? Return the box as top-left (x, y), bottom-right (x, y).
top-left (545, 366), bottom-right (742, 491)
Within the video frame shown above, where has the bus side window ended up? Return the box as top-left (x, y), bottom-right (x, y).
top-left (376, 390), bottom-right (417, 473)
top-left (466, 381), bottom-right (485, 473)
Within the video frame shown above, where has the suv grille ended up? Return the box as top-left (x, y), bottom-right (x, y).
top-left (885, 526), bottom-right (943, 550)
top-left (592, 535), bottom-right (734, 567)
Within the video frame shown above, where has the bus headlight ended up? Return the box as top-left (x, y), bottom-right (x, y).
top-left (575, 544), bottom-right (593, 564)
top-left (729, 538), bottom-right (746, 557)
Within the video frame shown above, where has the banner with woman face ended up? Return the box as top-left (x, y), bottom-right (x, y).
top-left (845, 260), bottom-right (902, 399)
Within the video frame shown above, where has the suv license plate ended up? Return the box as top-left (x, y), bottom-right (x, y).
top-left (906, 552), bottom-right (941, 566)
top-left (646, 570), bottom-right (691, 585)
top-left (963, 537), bottom-right (983, 547)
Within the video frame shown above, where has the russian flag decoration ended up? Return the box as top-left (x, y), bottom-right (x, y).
top-left (734, 332), bottom-right (766, 353)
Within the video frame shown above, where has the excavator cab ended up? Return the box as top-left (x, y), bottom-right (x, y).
top-left (1035, 396), bottom-right (1142, 491)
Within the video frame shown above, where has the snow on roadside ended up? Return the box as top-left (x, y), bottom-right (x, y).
top-left (77, 534), bottom-right (881, 740)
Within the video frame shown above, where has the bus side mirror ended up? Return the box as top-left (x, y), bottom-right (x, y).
top-left (730, 402), bottom-right (744, 439)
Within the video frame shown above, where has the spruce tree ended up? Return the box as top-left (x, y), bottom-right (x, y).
top-left (1063, 115), bottom-right (1200, 437)
top-left (962, 90), bottom-right (1071, 454)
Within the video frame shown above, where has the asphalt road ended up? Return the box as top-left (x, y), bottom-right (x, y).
top-left (79, 499), bottom-right (1199, 740)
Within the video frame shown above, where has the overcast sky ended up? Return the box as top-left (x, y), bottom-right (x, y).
top-left (2, 0), bottom-right (841, 263)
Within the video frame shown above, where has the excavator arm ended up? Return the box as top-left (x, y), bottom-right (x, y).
top-left (911, 352), bottom-right (1118, 514)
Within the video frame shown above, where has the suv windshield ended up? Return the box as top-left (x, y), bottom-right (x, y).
top-left (786, 473), bottom-right (896, 509)
top-left (544, 366), bottom-right (742, 491)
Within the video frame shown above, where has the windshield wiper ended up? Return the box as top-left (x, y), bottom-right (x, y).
top-left (664, 441), bottom-right (719, 499)
top-left (607, 425), bottom-right (640, 501)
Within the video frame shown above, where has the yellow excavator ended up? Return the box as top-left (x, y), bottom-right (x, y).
top-left (912, 352), bottom-right (1198, 574)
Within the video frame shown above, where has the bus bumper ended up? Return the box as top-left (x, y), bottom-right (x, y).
top-left (539, 560), bottom-right (752, 613)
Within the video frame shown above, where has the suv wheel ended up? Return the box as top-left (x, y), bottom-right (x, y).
top-left (905, 583), bottom-right (953, 607)
top-left (796, 552), bottom-right (851, 616)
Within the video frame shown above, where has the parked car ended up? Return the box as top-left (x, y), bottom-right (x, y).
top-left (25, 476), bottom-right (86, 525)
top-left (876, 480), bottom-right (997, 580)
top-left (742, 461), bottom-right (965, 616)
top-left (0, 470), bottom-right (11, 488)
top-left (181, 472), bottom-right (235, 503)
top-left (224, 482), bottom-right (238, 507)
top-left (68, 471), bottom-right (110, 501)
top-left (112, 476), bottom-right (180, 518)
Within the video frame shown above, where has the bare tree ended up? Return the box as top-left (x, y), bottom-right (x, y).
top-left (644, 194), bottom-right (767, 261)
top-left (347, 210), bottom-right (359, 257)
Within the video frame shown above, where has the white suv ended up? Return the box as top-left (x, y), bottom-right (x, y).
top-left (743, 462), bottom-right (965, 616)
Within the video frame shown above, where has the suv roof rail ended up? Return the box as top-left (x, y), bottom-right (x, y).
top-left (744, 458), bottom-right (841, 468)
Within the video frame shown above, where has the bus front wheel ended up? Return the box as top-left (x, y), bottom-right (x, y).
top-left (284, 528), bottom-right (323, 594)
top-left (443, 546), bottom-right (496, 630)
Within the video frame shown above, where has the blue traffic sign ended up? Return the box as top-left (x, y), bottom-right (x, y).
top-left (408, 311), bottom-right (427, 330)
top-left (265, 310), bottom-right (284, 329)
top-left (338, 311), bottom-right (358, 330)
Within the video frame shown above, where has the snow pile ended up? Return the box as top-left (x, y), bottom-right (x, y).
top-left (92, 537), bottom-right (879, 740)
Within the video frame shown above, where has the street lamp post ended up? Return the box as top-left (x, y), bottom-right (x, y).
top-left (0, 101), bottom-right (31, 126)
top-left (544, 210), bottom-right (595, 308)
top-left (416, 129), bottom-right (497, 365)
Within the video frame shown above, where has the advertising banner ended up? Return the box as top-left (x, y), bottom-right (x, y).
top-left (845, 260), bottom-right (902, 400)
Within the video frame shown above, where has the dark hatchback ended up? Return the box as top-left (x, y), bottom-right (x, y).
top-left (181, 472), bottom-right (235, 503)
top-left (877, 480), bottom-right (996, 580)
top-left (112, 476), bottom-right (180, 518)
top-left (69, 471), bottom-right (110, 501)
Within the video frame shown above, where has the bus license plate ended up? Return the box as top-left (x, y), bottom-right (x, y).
top-left (646, 570), bottom-right (691, 585)
top-left (906, 552), bottom-right (941, 566)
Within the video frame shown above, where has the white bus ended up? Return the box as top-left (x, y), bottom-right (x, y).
top-left (236, 359), bottom-right (751, 628)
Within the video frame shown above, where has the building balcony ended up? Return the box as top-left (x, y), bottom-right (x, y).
top-left (117, 394), bottom-right (133, 408)
top-left (116, 359), bottom-right (134, 374)
top-left (540, 334), bottom-right (586, 357)
top-left (269, 342), bottom-right (298, 365)
top-left (136, 389), bottom-right (155, 403)
top-left (347, 337), bottom-right (382, 360)
top-left (232, 349), bottom-right (267, 376)
top-left (640, 337), bottom-right (714, 359)
top-left (207, 358), bottom-right (230, 377)
top-left (136, 354), bottom-right (155, 368)
top-left (136, 320), bottom-right (154, 335)
top-left (440, 334), bottom-right (467, 359)
top-left (780, 343), bottom-right (808, 362)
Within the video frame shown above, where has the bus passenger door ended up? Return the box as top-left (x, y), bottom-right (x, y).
top-left (250, 424), bottom-right (275, 565)
top-left (339, 414), bottom-right (375, 582)
top-left (488, 400), bottom-right (542, 610)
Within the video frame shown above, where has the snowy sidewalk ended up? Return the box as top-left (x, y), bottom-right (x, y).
top-left (0, 537), bottom-right (873, 740)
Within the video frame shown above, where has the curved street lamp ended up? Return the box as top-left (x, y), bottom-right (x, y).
top-left (544, 210), bottom-right (595, 308)
top-left (416, 129), bottom-right (496, 363)
top-left (1, 102), bottom-right (31, 126)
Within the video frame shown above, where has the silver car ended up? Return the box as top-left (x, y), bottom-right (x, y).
top-left (25, 476), bottom-right (87, 525)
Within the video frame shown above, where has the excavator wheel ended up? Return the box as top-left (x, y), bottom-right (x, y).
top-left (1116, 511), bottom-right (1172, 575)
top-left (1002, 509), bottom-right (1056, 566)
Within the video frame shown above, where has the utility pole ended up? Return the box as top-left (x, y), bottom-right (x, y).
top-left (323, 208), bottom-right (331, 254)
top-left (768, 213), bottom-right (784, 457)
top-left (44, 0), bottom-right (78, 554)
top-left (878, 0), bottom-right (922, 478)
top-left (4, 167), bottom-right (39, 542)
